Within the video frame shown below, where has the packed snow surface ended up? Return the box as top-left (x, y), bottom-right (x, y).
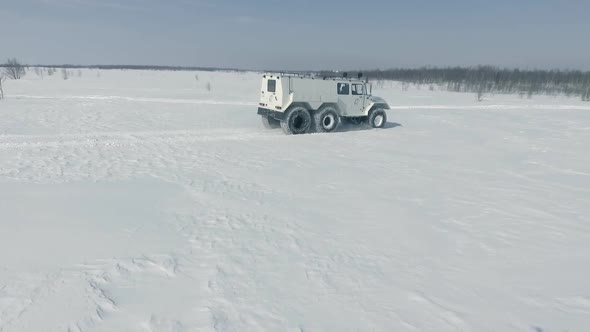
top-left (1, 70), bottom-right (589, 332)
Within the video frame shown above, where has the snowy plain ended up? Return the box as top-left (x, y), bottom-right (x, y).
top-left (0, 69), bottom-right (589, 332)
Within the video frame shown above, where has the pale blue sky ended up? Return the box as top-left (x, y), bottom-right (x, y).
top-left (1, 0), bottom-right (589, 70)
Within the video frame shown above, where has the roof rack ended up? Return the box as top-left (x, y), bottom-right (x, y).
top-left (264, 71), bottom-right (314, 77)
top-left (263, 71), bottom-right (368, 82)
top-left (318, 71), bottom-right (366, 81)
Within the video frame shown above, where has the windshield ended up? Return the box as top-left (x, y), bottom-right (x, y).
top-left (352, 84), bottom-right (365, 95)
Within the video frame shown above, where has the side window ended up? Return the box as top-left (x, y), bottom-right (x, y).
top-left (337, 83), bottom-right (350, 95)
top-left (267, 79), bottom-right (276, 93)
top-left (352, 84), bottom-right (365, 95)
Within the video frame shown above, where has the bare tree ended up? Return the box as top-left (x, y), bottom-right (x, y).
top-left (0, 75), bottom-right (6, 100)
top-left (206, 82), bottom-right (211, 91)
top-left (34, 67), bottom-right (44, 80)
top-left (2, 58), bottom-right (26, 79)
top-left (62, 68), bottom-right (69, 80)
top-left (477, 85), bottom-right (487, 102)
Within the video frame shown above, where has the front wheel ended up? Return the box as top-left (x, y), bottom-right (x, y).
top-left (281, 106), bottom-right (312, 135)
top-left (368, 109), bottom-right (387, 128)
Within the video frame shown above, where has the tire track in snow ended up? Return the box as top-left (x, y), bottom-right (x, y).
top-left (10, 94), bottom-right (257, 107)
top-left (389, 104), bottom-right (590, 111)
top-left (10, 95), bottom-right (590, 111)
top-left (0, 129), bottom-right (281, 150)
top-left (0, 127), bottom-right (286, 185)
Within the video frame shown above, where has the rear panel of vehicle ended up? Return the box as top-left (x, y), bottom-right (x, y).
top-left (260, 74), bottom-right (287, 112)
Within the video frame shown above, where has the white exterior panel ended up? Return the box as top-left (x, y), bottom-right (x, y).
top-left (259, 73), bottom-right (390, 117)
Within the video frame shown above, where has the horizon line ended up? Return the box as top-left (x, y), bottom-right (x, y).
top-left (2, 63), bottom-right (590, 73)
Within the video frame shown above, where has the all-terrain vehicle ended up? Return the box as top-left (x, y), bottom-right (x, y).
top-left (257, 72), bottom-right (391, 135)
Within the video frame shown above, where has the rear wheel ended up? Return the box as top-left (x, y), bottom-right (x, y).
top-left (281, 106), bottom-right (312, 135)
top-left (368, 108), bottom-right (387, 128)
top-left (261, 115), bottom-right (280, 129)
top-left (313, 107), bottom-right (340, 133)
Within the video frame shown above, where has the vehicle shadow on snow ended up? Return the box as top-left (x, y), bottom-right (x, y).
top-left (336, 121), bottom-right (403, 133)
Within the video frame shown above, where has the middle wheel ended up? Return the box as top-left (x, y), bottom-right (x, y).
top-left (314, 107), bottom-right (340, 133)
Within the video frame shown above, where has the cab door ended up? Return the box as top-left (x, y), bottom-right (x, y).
top-left (336, 82), bottom-right (364, 116)
top-left (350, 83), bottom-right (368, 115)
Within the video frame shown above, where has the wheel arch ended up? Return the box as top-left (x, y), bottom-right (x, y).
top-left (315, 102), bottom-right (341, 116)
top-left (369, 103), bottom-right (390, 112)
top-left (286, 102), bottom-right (313, 112)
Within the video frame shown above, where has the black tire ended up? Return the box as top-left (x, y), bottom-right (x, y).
top-left (368, 108), bottom-right (387, 128)
top-left (261, 115), bottom-right (280, 129)
top-left (281, 106), bottom-right (312, 135)
top-left (313, 107), bottom-right (340, 133)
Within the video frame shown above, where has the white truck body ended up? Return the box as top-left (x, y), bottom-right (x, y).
top-left (258, 73), bottom-right (389, 118)
top-left (257, 72), bottom-right (390, 134)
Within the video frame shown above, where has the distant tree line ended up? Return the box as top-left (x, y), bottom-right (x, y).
top-left (0, 63), bottom-right (245, 72)
top-left (3, 59), bottom-right (590, 101)
top-left (327, 66), bottom-right (590, 101)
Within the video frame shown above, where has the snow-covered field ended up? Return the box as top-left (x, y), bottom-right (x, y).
top-left (1, 69), bottom-right (589, 332)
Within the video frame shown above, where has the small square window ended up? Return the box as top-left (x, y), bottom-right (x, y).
top-left (267, 80), bottom-right (276, 93)
top-left (337, 83), bottom-right (350, 95)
